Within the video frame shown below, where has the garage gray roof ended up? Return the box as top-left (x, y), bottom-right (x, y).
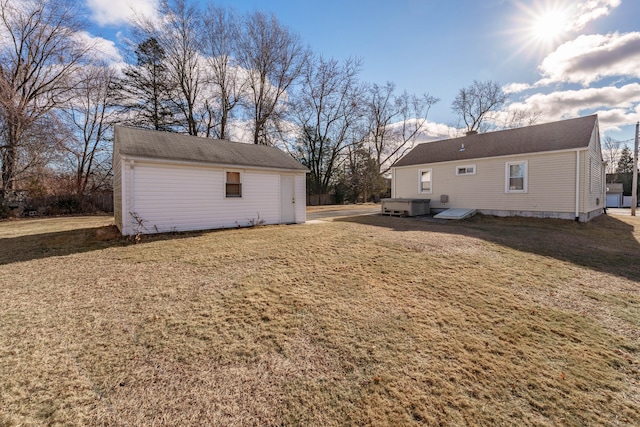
top-left (115, 126), bottom-right (308, 171)
top-left (393, 115), bottom-right (598, 167)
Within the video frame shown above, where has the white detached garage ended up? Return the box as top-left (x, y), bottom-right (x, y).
top-left (113, 126), bottom-right (308, 236)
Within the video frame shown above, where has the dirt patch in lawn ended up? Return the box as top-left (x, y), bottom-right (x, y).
top-left (0, 214), bottom-right (638, 426)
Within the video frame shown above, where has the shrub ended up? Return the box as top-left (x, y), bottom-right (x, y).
top-left (50, 197), bottom-right (81, 215)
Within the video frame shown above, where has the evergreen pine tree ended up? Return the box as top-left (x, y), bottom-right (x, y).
top-left (112, 38), bottom-right (176, 131)
top-left (616, 146), bottom-right (634, 174)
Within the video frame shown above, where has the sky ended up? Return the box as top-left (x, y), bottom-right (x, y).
top-left (82, 0), bottom-right (640, 145)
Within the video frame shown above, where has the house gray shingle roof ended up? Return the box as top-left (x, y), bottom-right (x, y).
top-left (393, 115), bottom-right (598, 167)
top-left (115, 126), bottom-right (308, 171)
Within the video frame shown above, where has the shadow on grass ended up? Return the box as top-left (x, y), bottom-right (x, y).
top-left (336, 213), bottom-right (640, 283)
top-left (0, 225), bottom-right (206, 266)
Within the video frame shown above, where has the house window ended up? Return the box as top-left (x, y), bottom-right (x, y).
top-left (226, 171), bottom-right (242, 197)
top-left (419, 169), bottom-right (432, 194)
top-left (456, 165), bottom-right (476, 175)
top-left (505, 161), bottom-right (527, 192)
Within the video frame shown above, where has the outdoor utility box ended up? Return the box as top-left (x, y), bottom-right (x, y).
top-left (381, 198), bottom-right (430, 216)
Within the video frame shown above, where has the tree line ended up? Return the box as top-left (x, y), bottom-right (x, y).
top-left (0, 0), bottom-right (436, 206)
top-left (2, 0), bottom-right (596, 213)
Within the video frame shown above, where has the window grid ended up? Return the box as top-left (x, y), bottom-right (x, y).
top-left (506, 161), bottom-right (527, 193)
top-left (456, 165), bottom-right (476, 176)
top-left (419, 169), bottom-right (432, 194)
top-left (226, 171), bottom-right (242, 197)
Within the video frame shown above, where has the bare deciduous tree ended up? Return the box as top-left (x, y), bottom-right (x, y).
top-left (451, 79), bottom-right (507, 134)
top-left (502, 108), bottom-right (542, 129)
top-left (603, 135), bottom-right (624, 174)
top-left (1, 112), bottom-right (66, 192)
top-left (136, 0), bottom-right (203, 135)
top-left (236, 11), bottom-right (309, 144)
top-left (201, 4), bottom-right (242, 140)
top-left (363, 82), bottom-right (438, 174)
top-left (0, 0), bottom-right (92, 191)
top-left (60, 64), bottom-right (118, 199)
top-left (291, 56), bottom-right (363, 195)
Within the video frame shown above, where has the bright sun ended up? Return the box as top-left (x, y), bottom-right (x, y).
top-left (530, 8), bottom-right (570, 43)
top-left (508, 1), bottom-right (575, 60)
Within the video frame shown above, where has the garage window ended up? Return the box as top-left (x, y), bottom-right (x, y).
top-left (226, 171), bottom-right (242, 197)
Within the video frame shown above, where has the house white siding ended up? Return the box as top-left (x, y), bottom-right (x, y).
top-left (393, 150), bottom-right (579, 216)
top-left (580, 125), bottom-right (605, 219)
top-left (120, 160), bottom-right (305, 235)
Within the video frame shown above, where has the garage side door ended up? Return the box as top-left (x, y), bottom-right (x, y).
top-left (280, 175), bottom-right (295, 223)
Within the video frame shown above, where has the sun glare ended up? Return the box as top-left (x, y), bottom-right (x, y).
top-left (506, 1), bottom-right (576, 60)
top-left (531, 9), bottom-right (569, 43)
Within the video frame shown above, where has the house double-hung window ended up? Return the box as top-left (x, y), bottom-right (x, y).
top-left (419, 169), bottom-right (432, 194)
top-left (505, 161), bottom-right (527, 192)
top-left (225, 171), bottom-right (242, 197)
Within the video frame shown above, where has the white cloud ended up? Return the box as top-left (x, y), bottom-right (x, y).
top-left (537, 32), bottom-right (640, 86)
top-left (571, 0), bottom-right (621, 31)
top-left (85, 0), bottom-right (158, 26)
top-left (593, 104), bottom-right (640, 132)
top-left (503, 82), bottom-right (531, 94)
top-left (74, 31), bottom-right (124, 64)
top-left (502, 1), bottom-right (636, 137)
top-left (420, 120), bottom-right (461, 141)
top-left (406, 120), bottom-right (462, 143)
top-left (505, 83), bottom-right (640, 131)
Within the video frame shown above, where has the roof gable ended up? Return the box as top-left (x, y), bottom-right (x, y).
top-left (114, 126), bottom-right (308, 171)
top-left (393, 115), bottom-right (598, 167)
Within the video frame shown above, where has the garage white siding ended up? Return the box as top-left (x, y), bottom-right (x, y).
top-left (113, 126), bottom-right (308, 235)
top-left (124, 161), bottom-right (293, 234)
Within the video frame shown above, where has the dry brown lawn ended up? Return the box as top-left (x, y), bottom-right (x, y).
top-left (0, 212), bottom-right (639, 426)
top-left (306, 202), bottom-right (378, 212)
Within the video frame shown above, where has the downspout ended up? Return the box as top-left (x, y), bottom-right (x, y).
top-left (120, 157), bottom-right (127, 235)
top-left (121, 160), bottom-right (127, 236)
top-left (575, 150), bottom-right (580, 221)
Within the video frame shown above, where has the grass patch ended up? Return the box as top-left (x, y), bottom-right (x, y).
top-left (0, 213), bottom-right (639, 426)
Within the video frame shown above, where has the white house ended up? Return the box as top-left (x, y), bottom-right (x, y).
top-left (113, 126), bottom-right (308, 235)
top-left (391, 115), bottom-right (606, 222)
